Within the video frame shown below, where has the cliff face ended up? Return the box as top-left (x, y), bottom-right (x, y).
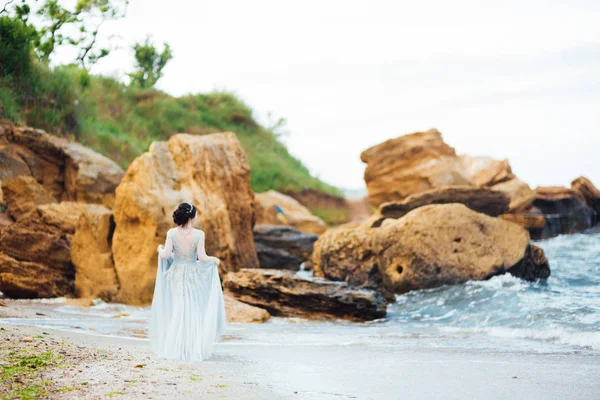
top-left (112, 132), bottom-right (259, 305)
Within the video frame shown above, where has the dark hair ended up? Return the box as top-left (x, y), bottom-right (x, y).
top-left (173, 203), bottom-right (197, 226)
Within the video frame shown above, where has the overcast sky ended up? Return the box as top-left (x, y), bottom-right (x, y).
top-left (55, 0), bottom-right (600, 190)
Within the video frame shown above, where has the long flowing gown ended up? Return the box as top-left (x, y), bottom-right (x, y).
top-left (149, 228), bottom-right (226, 361)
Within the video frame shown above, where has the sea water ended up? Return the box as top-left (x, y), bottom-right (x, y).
top-left (3, 232), bottom-right (599, 355)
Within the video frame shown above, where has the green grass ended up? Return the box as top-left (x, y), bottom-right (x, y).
top-left (1, 349), bottom-right (59, 399)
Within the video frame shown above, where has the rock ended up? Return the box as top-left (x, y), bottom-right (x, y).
top-left (0, 252), bottom-right (73, 298)
top-left (36, 202), bottom-right (94, 234)
top-left (0, 125), bottom-right (123, 208)
top-left (255, 242), bottom-right (302, 271)
top-left (499, 212), bottom-right (546, 240)
top-left (112, 133), bottom-right (258, 305)
top-left (253, 225), bottom-right (317, 261)
top-left (71, 205), bottom-right (119, 302)
top-left (1, 176), bottom-right (56, 221)
top-left (0, 212), bottom-right (14, 229)
top-left (312, 225), bottom-right (381, 289)
top-left (361, 129), bottom-right (470, 206)
top-left (377, 186), bottom-right (509, 222)
top-left (223, 268), bottom-right (387, 321)
top-left (571, 176), bottom-right (600, 216)
top-left (22, 337), bottom-right (33, 343)
top-left (224, 295), bottom-right (270, 323)
top-left (254, 190), bottom-right (327, 234)
top-left (459, 155), bottom-right (514, 187)
top-left (373, 204), bottom-right (541, 293)
top-left (533, 186), bottom-right (596, 238)
top-left (508, 244), bottom-right (550, 281)
top-left (490, 178), bottom-right (535, 212)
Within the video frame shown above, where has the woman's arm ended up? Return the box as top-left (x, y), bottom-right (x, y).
top-left (157, 230), bottom-right (173, 260)
top-left (197, 232), bottom-right (220, 265)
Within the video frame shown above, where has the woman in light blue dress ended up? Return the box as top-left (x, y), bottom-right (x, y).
top-left (149, 202), bottom-right (226, 361)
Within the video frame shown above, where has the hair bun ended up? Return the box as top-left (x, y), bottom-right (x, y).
top-left (173, 202), bottom-right (197, 226)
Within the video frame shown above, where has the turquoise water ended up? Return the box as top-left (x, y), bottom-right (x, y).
top-left (4, 232), bottom-right (599, 354)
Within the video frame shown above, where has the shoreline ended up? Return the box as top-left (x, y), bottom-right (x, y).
top-left (2, 321), bottom-right (599, 400)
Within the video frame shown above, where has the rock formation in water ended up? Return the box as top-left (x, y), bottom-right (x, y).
top-left (223, 268), bottom-right (388, 321)
top-left (253, 224), bottom-right (317, 270)
top-left (360, 129), bottom-right (534, 213)
top-left (314, 204), bottom-right (550, 294)
top-left (224, 295), bottom-right (271, 323)
top-left (254, 190), bottom-right (327, 234)
top-left (112, 132), bottom-right (258, 305)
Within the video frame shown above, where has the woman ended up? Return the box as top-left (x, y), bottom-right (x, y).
top-left (149, 202), bottom-right (226, 361)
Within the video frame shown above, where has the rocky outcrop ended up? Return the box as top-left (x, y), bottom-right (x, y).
top-left (533, 186), bottom-right (596, 238)
top-left (223, 268), bottom-right (387, 321)
top-left (71, 205), bottom-right (119, 302)
top-left (508, 244), bottom-right (551, 281)
top-left (284, 188), bottom-right (349, 225)
top-left (313, 225), bottom-right (381, 289)
top-left (374, 204), bottom-right (535, 293)
top-left (571, 176), bottom-right (600, 217)
top-left (361, 129), bottom-right (469, 206)
top-left (499, 212), bottom-right (546, 240)
top-left (255, 242), bottom-right (302, 271)
top-left (313, 204), bottom-right (549, 296)
top-left (254, 190), bottom-right (327, 234)
top-left (0, 124), bottom-right (123, 208)
top-left (375, 186), bottom-right (509, 224)
top-left (490, 178), bottom-right (536, 212)
top-left (224, 295), bottom-right (270, 323)
top-left (1, 176), bottom-right (56, 221)
top-left (0, 252), bottom-right (72, 298)
top-left (112, 133), bottom-right (258, 305)
top-left (360, 129), bottom-right (534, 212)
top-left (253, 225), bottom-right (317, 260)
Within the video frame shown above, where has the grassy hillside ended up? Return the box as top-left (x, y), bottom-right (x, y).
top-left (0, 21), bottom-right (340, 198)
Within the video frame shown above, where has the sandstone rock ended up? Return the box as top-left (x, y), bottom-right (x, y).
top-left (1, 176), bottom-right (56, 221)
top-left (223, 268), bottom-right (387, 321)
top-left (490, 178), bottom-right (535, 212)
top-left (0, 212), bottom-right (13, 229)
top-left (533, 186), bottom-right (595, 238)
top-left (373, 204), bottom-right (537, 293)
top-left (224, 295), bottom-right (270, 323)
top-left (112, 133), bottom-right (258, 305)
top-left (571, 176), bottom-right (600, 216)
top-left (0, 124), bottom-right (123, 208)
top-left (71, 205), bottom-right (119, 302)
top-left (508, 244), bottom-right (551, 282)
top-left (312, 225), bottom-right (381, 288)
top-left (36, 202), bottom-right (94, 234)
top-left (253, 224), bottom-right (317, 261)
top-left (255, 190), bottom-right (327, 234)
top-left (499, 212), bottom-right (546, 240)
top-left (361, 129), bottom-right (470, 206)
top-left (459, 155), bottom-right (514, 187)
top-left (377, 186), bottom-right (509, 221)
top-left (0, 248), bottom-right (73, 298)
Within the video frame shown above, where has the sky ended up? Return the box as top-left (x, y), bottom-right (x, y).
top-left (54, 0), bottom-right (600, 190)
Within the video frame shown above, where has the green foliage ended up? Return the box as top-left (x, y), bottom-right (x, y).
top-left (128, 37), bottom-right (173, 88)
top-left (0, 15), bottom-right (36, 78)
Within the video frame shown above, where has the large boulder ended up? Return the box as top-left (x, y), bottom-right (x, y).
top-left (373, 204), bottom-right (541, 293)
top-left (112, 133), bottom-right (258, 305)
top-left (490, 178), bottom-right (536, 212)
top-left (361, 129), bottom-right (470, 206)
top-left (255, 242), bottom-right (303, 271)
top-left (0, 252), bottom-right (72, 298)
top-left (360, 129), bottom-right (534, 210)
top-left (254, 190), bottom-right (327, 234)
top-left (312, 225), bottom-right (382, 289)
top-left (533, 186), bottom-right (596, 238)
top-left (223, 268), bottom-right (387, 321)
top-left (1, 176), bottom-right (56, 221)
top-left (499, 212), bottom-right (547, 240)
top-left (224, 295), bottom-right (270, 323)
top-left (0, 125), bottom-right (124, 208)
top-left (71, 205), bottom-right (119, 302)
top-left (571, 176), bottom-right (600, 217)
top-left (508, 244), bottom-right (551, 282)
top-left (376, 186), bottom-right (509, 223)
top-left (253, 224), bottom-right (317, 261)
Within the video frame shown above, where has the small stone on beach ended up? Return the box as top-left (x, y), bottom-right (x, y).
top-left (22, 337), bottom-right (33, 342)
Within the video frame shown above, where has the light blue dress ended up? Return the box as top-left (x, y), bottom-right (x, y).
top-left (149, 229), bottom-right (226, 361)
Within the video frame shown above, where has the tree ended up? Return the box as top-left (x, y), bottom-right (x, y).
top-left (128, 37), bottom-right (173, 88)
top-left (1, 0), bottom-right (129, 69)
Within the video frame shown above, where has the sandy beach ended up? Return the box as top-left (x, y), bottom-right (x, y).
top-left (2, 320), bottom-right (599, 400)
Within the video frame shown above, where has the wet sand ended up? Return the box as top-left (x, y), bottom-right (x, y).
top-left (1, 321), bottom-right (599, 399)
